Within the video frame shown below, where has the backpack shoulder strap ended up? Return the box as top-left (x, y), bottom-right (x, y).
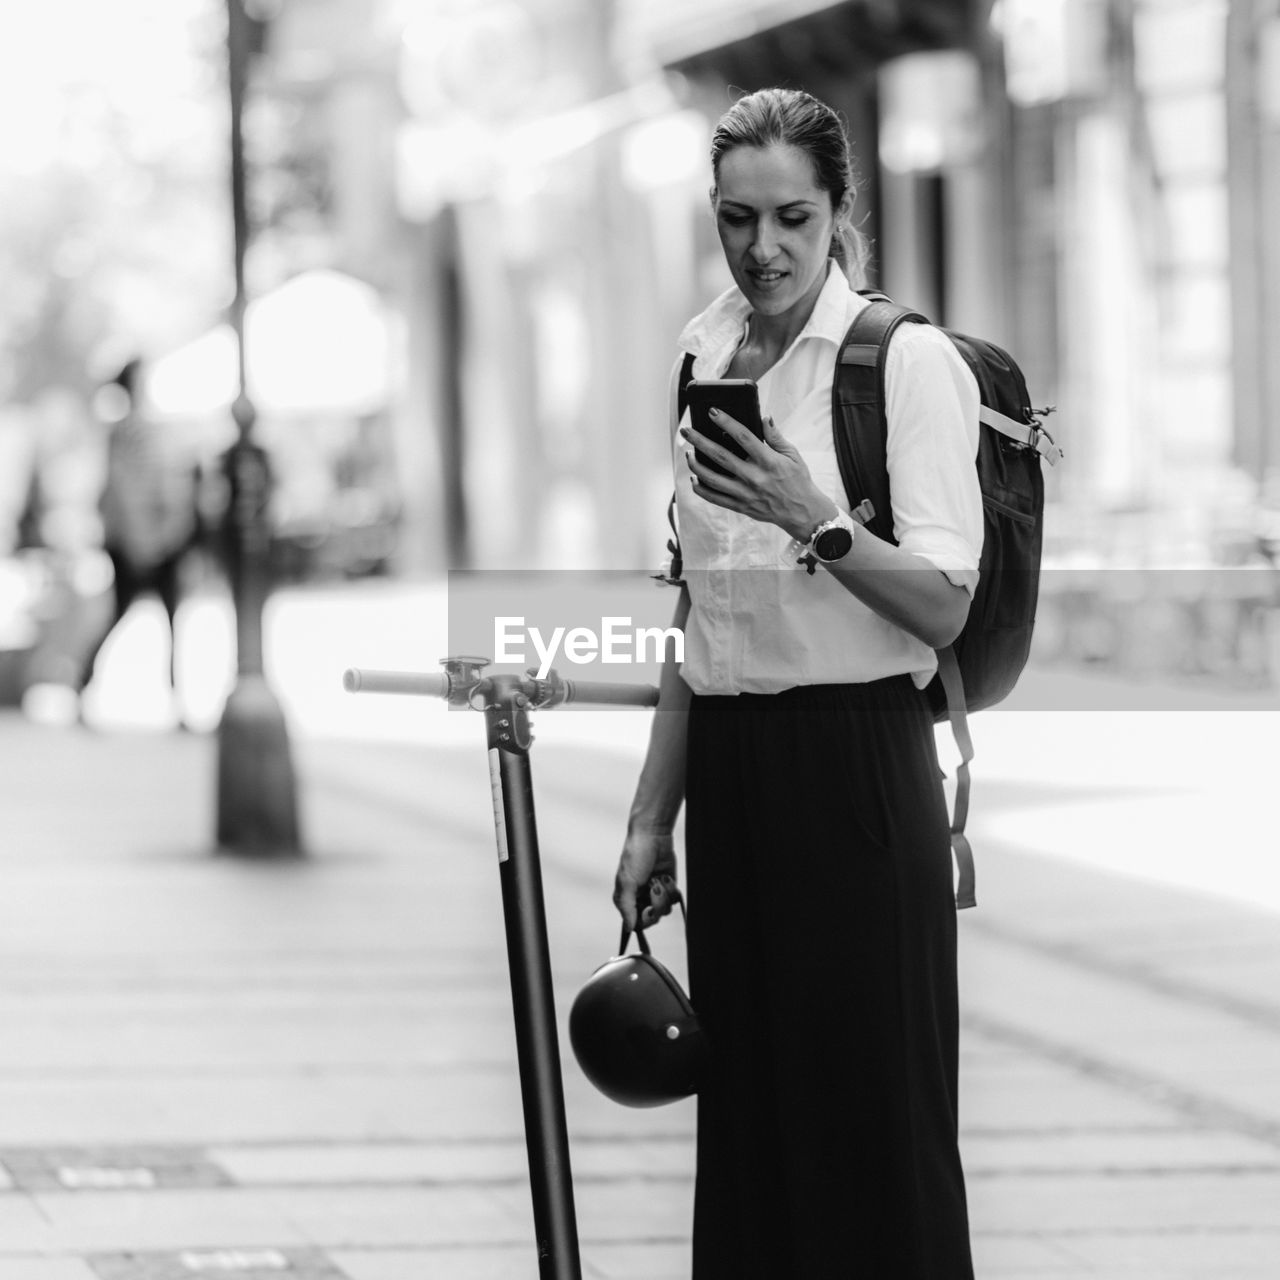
top-left (674, 352), bottom-right (695, 431)
top-left (658, 353), bottom-right (696, 586)
top-left (833, 294), bottom-right (926, 544)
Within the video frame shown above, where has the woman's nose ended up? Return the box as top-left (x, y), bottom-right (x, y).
top-left (750, 220), bottom-right (777, 262)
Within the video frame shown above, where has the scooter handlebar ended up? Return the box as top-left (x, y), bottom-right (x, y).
top-left (342, 666), bottom-right (659, 708)
top-left (342, 668), bottom-right (451, 698)
top-left (550, 679), bottom-right (659, 708)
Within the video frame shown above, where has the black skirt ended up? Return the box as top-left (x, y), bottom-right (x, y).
top-left (685, 677), bottom-right (974, 1279)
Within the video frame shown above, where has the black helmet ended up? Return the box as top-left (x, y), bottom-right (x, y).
top-left (569, 926), bottom-right (707, 1108)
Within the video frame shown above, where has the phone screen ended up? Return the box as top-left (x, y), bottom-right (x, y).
top-left (686, 379), bottom-right (764, 476)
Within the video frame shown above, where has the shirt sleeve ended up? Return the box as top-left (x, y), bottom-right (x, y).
top-left (882, 323), bottom-right (984, 597)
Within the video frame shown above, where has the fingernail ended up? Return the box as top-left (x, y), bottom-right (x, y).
top-left (708, 407), bottom-right (721, 419)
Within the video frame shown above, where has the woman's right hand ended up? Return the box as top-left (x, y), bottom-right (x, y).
top-left (613, 826), bottom-right (679, 933)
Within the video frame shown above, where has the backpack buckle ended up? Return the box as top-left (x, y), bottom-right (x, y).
top-left (1029, 413), bottom-right (1063, 466)
top-left (1019, 407), bottom-right (1063, 466)
top-left (1035, 431), bottom-right (1064, 466)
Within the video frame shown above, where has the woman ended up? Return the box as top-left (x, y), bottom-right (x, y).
top-left (614, 88), bottom-right (980, 1278)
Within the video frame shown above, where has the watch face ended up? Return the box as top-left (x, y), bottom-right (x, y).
top-left (814, 525), bottom-right (854, 562)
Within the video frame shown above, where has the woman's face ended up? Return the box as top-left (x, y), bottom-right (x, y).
top-left (713, 143), bottom-right (850, 325)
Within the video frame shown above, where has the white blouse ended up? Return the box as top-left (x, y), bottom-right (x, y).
top-left (672, 261), bottom-right (983, 696)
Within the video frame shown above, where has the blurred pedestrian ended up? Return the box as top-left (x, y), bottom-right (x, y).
top-left (614, 88), bottom-right (981, 1278)
top-left (77, 358), bottom-right (199, 723)
top-left (11, 389), bottom-right (117, 724)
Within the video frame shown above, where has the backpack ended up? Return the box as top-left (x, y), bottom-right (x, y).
top-left (666, 291), bottom-right (1062, 909)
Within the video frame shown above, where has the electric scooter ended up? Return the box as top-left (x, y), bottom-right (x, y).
top-left (343, 656), bottom-right (659, 1280)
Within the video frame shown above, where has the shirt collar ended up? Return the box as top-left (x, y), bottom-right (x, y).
top-left (676, 282), bottom-right (750, 359)
top-left (678, 260), bottom-right (856, 360)
top-left (803, 259), bottom-right (861, 346)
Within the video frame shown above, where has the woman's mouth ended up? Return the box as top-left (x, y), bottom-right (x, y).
top-left (750, 269), bottom-right (787, 288)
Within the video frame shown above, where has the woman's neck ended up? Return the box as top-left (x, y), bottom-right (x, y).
top-left (748, 309), bottom-right (807, 360)
top-left (728, 302), bottom-right (814, 381)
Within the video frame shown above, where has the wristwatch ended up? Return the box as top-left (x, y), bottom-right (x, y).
top-left (802, 509), bottom-right (857, 567)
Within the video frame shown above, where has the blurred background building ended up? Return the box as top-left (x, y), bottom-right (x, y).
top-left (3, 0), bottom-right (1280, 702)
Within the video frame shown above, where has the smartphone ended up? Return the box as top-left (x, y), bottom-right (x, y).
top-left (685, 379), bottom-right (764, 476)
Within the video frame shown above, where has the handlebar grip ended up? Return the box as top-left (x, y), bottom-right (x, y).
top-left (557, 680), bottom-right (660, 708)
top-left (342, 668), bottom-right (451, 698)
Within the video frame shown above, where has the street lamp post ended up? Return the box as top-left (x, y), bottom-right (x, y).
top-left (215, 0), bottom-right (301, 855)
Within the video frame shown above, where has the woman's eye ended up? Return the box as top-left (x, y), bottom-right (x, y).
top-left (718, 211), bottom-right (809, 228)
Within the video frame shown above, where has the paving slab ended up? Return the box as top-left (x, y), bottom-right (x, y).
top-left (29, 1190), bottom-right (311, 1254)
top-left (211, 1135), bottom-right (695, 1186)
top-left (330, 1245), bottom-right (536, 1279)
top-left (961, 1054), bottom-right (1184, 1132)
top-left (969, 1234), bottom-right (1083, 1275)
top-left (0, 1262), bottom-right (100, 1280)
top-left (969, 1169), bottom-right (1280, 1235)
top-left (0, 1071), bottom-right (527, 1147)
top-left (0, 1194), bottom-right (78, 1249)
top-left (330, 1243), bottom-right (696, 1280)
top-left (87, 1252), bottom-right (347, 1280)
top-left (1, 1147), bottom-right (232, 1192)
top-left (580, 1243), bottom-right (704, 1280)
top-left (962, 1127), bottom-right (1280, 1176)
top-left (1052, 1226), bottom-right (1280, 1273)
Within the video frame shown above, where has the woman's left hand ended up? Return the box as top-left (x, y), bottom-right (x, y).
top-left (681, 410), bottom-right (832, 542)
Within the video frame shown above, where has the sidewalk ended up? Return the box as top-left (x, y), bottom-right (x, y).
top-left (0, 680), bottom-right (1278, 1277)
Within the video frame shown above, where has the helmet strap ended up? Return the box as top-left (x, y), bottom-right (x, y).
top-left (619, 895), bottom-right (688, 958)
